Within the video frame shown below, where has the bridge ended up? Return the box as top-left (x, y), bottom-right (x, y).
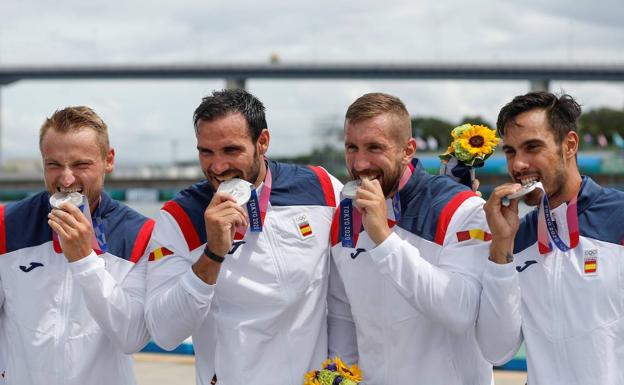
top-left (1, 62), bottom-right (624, 166)
top-left (2, 62), bottom-right (624, 89)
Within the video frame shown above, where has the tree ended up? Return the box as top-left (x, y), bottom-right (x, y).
top-left (578, 108), bottom-right (624, 145)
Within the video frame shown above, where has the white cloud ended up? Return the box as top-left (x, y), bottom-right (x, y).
top-left (0, 0), bottom-right (623, 166)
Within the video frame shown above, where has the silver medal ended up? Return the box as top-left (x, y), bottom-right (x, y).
top-left (342, 180), bottom-right (362, 200)
top-left (217, 178), bottom-right (252, 206)
top-left (502, 181), bottom-right (543, 206)
top-left (49, 192), bottom-right (84, 209)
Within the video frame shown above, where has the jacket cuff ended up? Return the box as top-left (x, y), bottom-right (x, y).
top-left (368, 232), bottom-right (401, 265)
top-left (68, 251), bottom-right (102, 275)
top-left (483, 259), bottom-right (517, 282)
top-left (181, 268), bottom-right (215, 303)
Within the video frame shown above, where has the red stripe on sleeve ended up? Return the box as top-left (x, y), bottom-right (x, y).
top-left (308, 166), bottom-right (337, 208)
top-left (0, 204), bottom-right (6, 255)
top-left (434, 190), bottom-right (477, 245)
top-left (163, 201), bottom-right (201, 251)
top-left (130, 219), bottom-right (155, 263)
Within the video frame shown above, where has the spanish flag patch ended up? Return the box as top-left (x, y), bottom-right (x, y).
top-left (583, 249), bottom-right (598, 275)
top-left (456, 229), bottom-right (492, 242)
top-left (149, 247), bottom-right (174, 261)
top-left (294, 213), bottom-right (314, 239)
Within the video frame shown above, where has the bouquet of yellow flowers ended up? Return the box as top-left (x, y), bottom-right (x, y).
top-left (304, 357), bottom-right (362, 385)
top-left (439, 123), bottom-right (500, 187)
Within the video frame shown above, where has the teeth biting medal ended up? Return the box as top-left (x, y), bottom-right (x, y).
top-left (502, 180), bottom-right (542, 206)
top-left (217, 178), bottom-right (253, 206)
top-left (49, 191), bottom-right (84, 209)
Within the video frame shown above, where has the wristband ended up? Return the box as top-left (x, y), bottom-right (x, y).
top-left (203, 245), bottom-right (225, 263)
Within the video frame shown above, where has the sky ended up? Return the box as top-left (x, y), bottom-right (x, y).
top-left (1, 0), bottom-right (623, 167)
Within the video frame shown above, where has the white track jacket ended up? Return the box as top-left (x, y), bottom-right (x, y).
top-left (145, 161), bottom-right (341, 385)
top-left (0, 192), bottom-right (154, 385)
top-left (477, 177), bottom-right (624, 385)
top-left (328, 159), bottom-right (494, 385)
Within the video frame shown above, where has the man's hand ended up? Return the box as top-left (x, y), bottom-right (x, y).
top-left (48, 203), bottom-right (94, 262)
top-left (192, 192), bottom-right (249, 285)
top-left (472, 178), bottom-right (482, 198)
top-left (203, 192), bottom-right (248, 258)
top-left (484, 183), bottom-right (522, 264)
top-left (355, 178), bottom-right (391, 246)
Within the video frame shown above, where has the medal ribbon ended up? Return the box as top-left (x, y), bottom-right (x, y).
top-left (234, 162), bottom-right (272, 240)
top-left (340, 162), bottom-right (414, 247)
top-left (536, 186), bottom-right (579, 254)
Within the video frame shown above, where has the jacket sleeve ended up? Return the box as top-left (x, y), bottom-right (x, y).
top-left (366, 196), bottom-right (488, 333)
top-left (327, 254), bottom-right (358, 365)
top-left (144, 210), bottom-right (215, 351)
top-left (69, 224), bottom-right (153, 354)
top-left (476, 261), bottom-right (523, 365)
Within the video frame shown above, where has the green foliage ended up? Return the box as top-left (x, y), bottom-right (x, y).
top-left (411, 117), bottom-right (453, 147)
top-left (274, 145), bottom-right (348, 181)
top-left (411, 116), bottom-right (494, 149)
top-left (459, 115), bottom-right (494, 130)
top-left (578, 107), bottom-right (624, 146)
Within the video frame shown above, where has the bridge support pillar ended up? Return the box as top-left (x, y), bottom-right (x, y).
top-left (530, 79), bottom-right (550, 92)
top-left (225, 78), bottom-right (246, 90)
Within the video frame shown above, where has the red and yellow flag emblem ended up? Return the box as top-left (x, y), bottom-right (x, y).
top-left (149, 247), bottom-right (173, 261)
top-left (456, 229), bottom-right (492, 242)
top-left (299, 222), bottom-right (313, 237)
top-left (584, 257), bottom-right (597, 274)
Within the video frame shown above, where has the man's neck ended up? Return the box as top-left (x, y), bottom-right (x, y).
top-left (253, 160), bottom-right (267, 188)
top-left (549, 173), bottom-right (582, 209)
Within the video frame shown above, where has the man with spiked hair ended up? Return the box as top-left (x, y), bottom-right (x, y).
top-left (477, 91), bottom-right (624, 385)
top-left (145, 89), bottom-right (343, 385)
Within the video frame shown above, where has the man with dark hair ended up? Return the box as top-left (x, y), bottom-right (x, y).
top-left (145, 89), bottom-right (342, 385)
top-left (0, 106), bottom-right (154, 385)
top-left (477, 91), bottom-right (624, 385)
top-left (328, 92), bottom-right (494, 384)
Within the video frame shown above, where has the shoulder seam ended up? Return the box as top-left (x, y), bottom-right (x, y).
top-left (163, 201), bottom-right (202, 251)
top-left (434, 190), bottom-right (477, 245)
top-left (130, 219), bottom-right (155, 263)
top-left (307, 165), bottom-right (337, 207)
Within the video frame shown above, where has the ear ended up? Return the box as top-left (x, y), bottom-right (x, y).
top-left (402, 137), bottom-right (417, 165)
top-left (563, 131), bottom-right (579, 160)
top-left (256, 129), bottom-right (270, 156)
top-left (105, 148), bottom-right (115, 174)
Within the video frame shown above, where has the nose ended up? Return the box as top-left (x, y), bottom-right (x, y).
top-left (510, 152), bottom-right (530, 174)
top-left (60, 168), bottom-right (76, 187)
top-left (349, 153), bottom-right (371, 173)
top-left (209, 156), bottom-right (230, 176)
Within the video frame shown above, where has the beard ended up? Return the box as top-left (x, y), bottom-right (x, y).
top-left (350, 162), bottom-right (404, 198)
top-left (522, 154), bottom-right (568, 207)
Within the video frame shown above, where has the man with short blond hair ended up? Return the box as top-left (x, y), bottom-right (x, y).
top-left (328, 92), bottom-right (494, 384)
top-left (0, 106), bottom-right (153, 385)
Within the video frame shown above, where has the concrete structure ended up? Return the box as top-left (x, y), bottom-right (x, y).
top-left (1, 62), bottom-right (623, 165)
